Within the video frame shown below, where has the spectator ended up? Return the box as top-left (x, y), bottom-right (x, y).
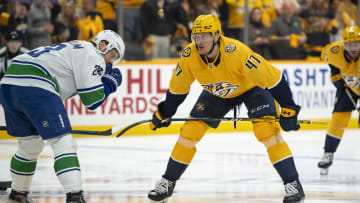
top-left (260, 0), bottom-right (277, 27)
top-left (140, 0), bottom-right (172, 59)
top-left (273, 0), bottom-right (300, 15)
top-left (225, 0), bottom-right (262, 42)
top-left (169, 34), bottom-right (188, 58)
top-left (49, 0), bottom-right (61, 24)
top-left (96, 0), bottom-right (118, 31)
top-left (124, 0), bottom-right (146, 43)
top-left (77, 0), bottom-right (104, 41)
top-left (27, 0), bottom-right (54, 49)
top-left (8, 0), bottom-right (30, 48)
top-left (270, 0), bottom-right (306, 59)
top-left (123, 0), bottom-right (146, 60)
top-left (0, 31), bottom-right (29, 79)
top-left (197, 0), bottom-right (221, 17)
top-left (52, 0), bottom-right (79, 43)
top-left (329, 0), bottom-right (354, 42)
top-left (341, 0), bottom-right (357, 24)
top-left (0, 0), bottom-right (10, 46)
top-left (300, 0), bottom-right (338, 58)
top-left (248, 7), bottom-right (272, 59)
top-left (168, 0), bottom-right (193, 54)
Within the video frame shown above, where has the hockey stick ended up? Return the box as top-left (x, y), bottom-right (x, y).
top-left (0, 117), bottom-right (326, 137)
top-left (0, 125), bottom-right (122, 136)
top-left (115, 117), bottom-right (327, 137)
top-left (345, 88), bottom-right (358, 110)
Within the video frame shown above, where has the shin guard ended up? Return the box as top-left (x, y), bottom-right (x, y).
top-left (49, 134), bottom-right (82, 193)
top-left (267, 142), bottom-right (298, 183)
top-left (11, 136), bottom-right (44, 192)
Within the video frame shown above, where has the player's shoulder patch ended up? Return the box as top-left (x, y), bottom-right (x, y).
top-left (330, 45), bottom-right (340, 54)
top-left (225, 44), bottom-right (237, 53)
top-left (182, 47), bottom-right (191, 57)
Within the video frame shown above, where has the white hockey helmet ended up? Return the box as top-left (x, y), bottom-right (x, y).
top-left (92, 30), bottom-right (125, 65)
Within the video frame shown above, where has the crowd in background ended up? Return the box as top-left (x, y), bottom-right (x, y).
top-left (0, 0), bottom-right (358, 62)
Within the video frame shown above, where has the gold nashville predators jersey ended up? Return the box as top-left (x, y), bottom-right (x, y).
top-left (321, 41), bottom-right (360, 95)
top-left (169, 36), bottom-right (282, 98)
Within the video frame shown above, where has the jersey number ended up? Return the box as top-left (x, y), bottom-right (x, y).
top-left (245, 55), bottom-right (261, 70)
top-left (27, 44), bottom-right (66, 57)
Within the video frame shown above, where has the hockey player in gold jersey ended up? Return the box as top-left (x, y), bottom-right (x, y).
top-left (147, 15), bottom-right (305, 203)
top-left (318, 26), bottom-right (360, 175)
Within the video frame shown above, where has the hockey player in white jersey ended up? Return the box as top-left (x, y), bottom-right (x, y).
top-left (0, 30), bottom-right (125, 203)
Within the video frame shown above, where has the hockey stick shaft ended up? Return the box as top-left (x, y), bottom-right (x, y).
top-left (0, 126), bottom-right (113, 136)
top-left (0, 117), bottom-right (326, 137)
top-left (345, 88), bottom-right (358, 110)
top-left (115, 117), bottom-right (326, 137)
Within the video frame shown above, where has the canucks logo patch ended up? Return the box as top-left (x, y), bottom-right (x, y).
top-left (225, 44), bottom-right (236, 53)
top-left (331, 46), bottom-right (339, 54)
top-left (182, 47), bottom-right (191, 57)
top-left (202, 82), bottom-right (239, 97)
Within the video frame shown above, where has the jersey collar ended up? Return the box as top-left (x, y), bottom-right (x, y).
top-left (200, 47), bottom-right (221, 68)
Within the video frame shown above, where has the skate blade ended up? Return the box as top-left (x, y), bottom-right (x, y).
top-left (320, 168), bottom-right (329, 175)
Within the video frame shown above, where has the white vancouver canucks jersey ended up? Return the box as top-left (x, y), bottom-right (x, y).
top-left (0, 41), bottom-right (107, 108)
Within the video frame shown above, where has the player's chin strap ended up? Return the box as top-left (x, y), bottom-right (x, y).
top-left (206, 37), bottom-right (219, 56)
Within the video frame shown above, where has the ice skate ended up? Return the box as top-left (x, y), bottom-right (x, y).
top-left (318, 152), bottom-right (334, 175)
top-left (66, 191), bottom-right (87, 203)
top-left (7, 190), bottom-right (35, 203)
top-left (283, 179), bottom-right (305, 203)
top-left (148, 177), bottom-right (175, 203)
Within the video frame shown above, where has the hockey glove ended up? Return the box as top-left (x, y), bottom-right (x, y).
top-left (331, 73), bottom-right (347, 89)
top-left (150, 101), bottom-right (172, 130)
top-left (280, 104), bottom-right (301, 131)
top-left (102, 64), bottom-right (122, 93)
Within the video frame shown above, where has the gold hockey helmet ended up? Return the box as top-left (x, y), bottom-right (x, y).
top-left (192, 15), bottom-right (222, 36)
top-left (343, 26), bottom-right (360, 42)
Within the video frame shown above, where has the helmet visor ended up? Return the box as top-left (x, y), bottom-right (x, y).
top-left (191, 33), bottom-right (214, 43)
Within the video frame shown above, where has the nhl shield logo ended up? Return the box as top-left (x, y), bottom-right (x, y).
top-left (195, 103), bottom-right (205, 111)
top-left (225, 44), bottom-right (237, 53)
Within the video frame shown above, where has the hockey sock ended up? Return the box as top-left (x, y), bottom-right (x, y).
top-left (10, 154), bottom-right (37, 192)
top-left (324, 134), bottom-right (340, 153)
top-left (324, 112), bottom-right (351, 152)
top-left (11, 136), bottom-right (44, 192)
top-left (54, 153), bottom-right (82, 192)
top-left (267, 142), bottom-right (298, 184)
top-left (163, 142), bottom-right (196, 181)
top-left (50, 134), bottom-right (83, 193)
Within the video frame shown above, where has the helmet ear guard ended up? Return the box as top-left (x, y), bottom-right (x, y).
top-left (92, 30), bottom-right (125, 65)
